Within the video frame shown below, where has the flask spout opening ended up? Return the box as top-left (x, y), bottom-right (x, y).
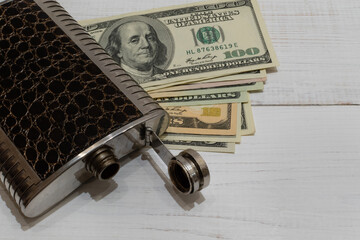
top-left (85, 146), bottom-right (120, 181)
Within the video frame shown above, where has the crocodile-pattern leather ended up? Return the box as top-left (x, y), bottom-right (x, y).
top-left (0, 0), bottom-right (143, 180)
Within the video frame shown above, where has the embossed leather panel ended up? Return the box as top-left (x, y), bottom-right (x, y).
top-left (0, 0), bottom-right (143, 180)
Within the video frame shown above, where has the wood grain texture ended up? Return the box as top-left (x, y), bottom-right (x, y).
top-left (55, 0), bottom-right (360, 105)
top-left (1, 106), bottom-right (359, 239)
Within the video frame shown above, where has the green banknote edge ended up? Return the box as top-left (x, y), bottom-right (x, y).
top-left (150, 82), bottom-right (264, 98)
top-left (157, 91), bottom-right (249, 106)
top-left (163, 140), bottom-right (236, 153)
top-left (241, 100), bottom-right (255, 136)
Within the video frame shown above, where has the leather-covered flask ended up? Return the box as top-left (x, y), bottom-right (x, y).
top-left (0, 0), bottom-right (209, 217)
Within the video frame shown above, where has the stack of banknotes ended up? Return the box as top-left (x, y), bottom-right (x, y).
top-left (81, 0), bottom-right (278, 153)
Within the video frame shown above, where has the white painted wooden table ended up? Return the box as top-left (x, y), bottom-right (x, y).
top-left (1, 0), bottom-right (360, 239)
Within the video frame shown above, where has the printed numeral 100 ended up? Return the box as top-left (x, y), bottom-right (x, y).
top-left (224, 47), bottom-right (260, 59)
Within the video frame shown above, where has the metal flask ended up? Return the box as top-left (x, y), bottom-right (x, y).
top-left (0, 0), bottom-right (210, 218)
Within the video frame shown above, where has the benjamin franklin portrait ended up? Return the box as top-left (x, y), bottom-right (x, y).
top-left (105, 20), bottom-right (168, 84)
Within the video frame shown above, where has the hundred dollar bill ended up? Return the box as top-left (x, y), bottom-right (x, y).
top-left (163, 140), bottom-right (236, 153)
top-left (165, 103), bottom-right (237, 135)
top-left (81, 0), bottom-right (278, 88)
top-left (241, 100), bottom-right (255, 135)
top-left (156, 90), bottom-right (249, 106)
top-left (201, 69), bottom-right (266, 83)
top-left (162, 103), bottom-right (242, 143)
top-left (143, 75), bottom-right (265, 92)
top-left (150, 82), bottom-right (263, 98)
top-left (145, 71), bottom-right (266, 93)
top-left (144, 69), bottom-right (266, 91)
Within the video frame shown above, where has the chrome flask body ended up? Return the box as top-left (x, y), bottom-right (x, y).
top-left (0, 0), bottom-right (209, 217)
